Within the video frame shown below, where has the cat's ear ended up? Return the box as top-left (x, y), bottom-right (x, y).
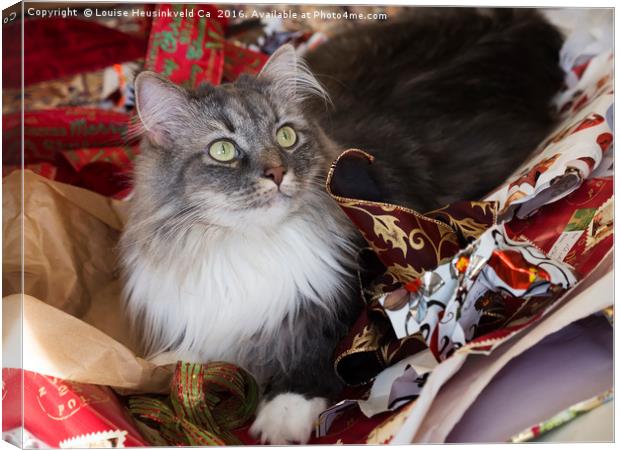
top-left (258, 44), bottom-right (328, 102)
top-left (134, 71), bottom-right (189, 144)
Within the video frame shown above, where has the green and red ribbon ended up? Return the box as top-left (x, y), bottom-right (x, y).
top-left (129, 362), bottom-right (258, 446)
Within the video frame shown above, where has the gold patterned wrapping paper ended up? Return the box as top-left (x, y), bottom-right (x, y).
top-left (326, 149), bottom-right (498, 385)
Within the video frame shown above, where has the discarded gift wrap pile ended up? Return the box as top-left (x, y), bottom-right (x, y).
top-left (2, 4), bottom-right (614, 446)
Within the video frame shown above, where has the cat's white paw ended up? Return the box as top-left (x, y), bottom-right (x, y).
top-left (249, 393), bottom-right (327, 444)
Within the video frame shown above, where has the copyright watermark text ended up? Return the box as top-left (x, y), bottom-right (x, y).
top-left (27, 7), bottom-right (79, 19)
top-left (26, 6), bottom-right (388, 22)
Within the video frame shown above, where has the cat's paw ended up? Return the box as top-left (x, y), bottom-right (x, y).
top-left (249, 393), bottom-right (327, 444)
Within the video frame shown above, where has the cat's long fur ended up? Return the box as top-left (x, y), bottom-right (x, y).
top-left (306, 8), bottom-right (564, 210)
top-left (121, 8), bottom-right (564, 444)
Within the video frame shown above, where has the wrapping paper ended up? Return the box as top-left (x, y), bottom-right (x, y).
top-left (316, 351), bottom-right (437, 437)
top-left (3, 428), bottom-right (50, 448)
top-left (509, 390), bottom-right (613, 443)
top-left (445, 317), bottom-right (613, 443)
top-left (326, 149), bottom-right (498, 384)
top-left (317, 168), bottom-right (611, 444)
top-left (325, 151), bottom-right (609, 384)
top-left (144, 4), bottom-right (269, 88)
top-left (2, 369), bottom-right (148, 447)
top-left (485, 51), bottom-right (613, 220)
top-left (222, 40), bottom-right (269, 81)
top-left (3, 294), bottom-right (171, 394)
top-left (331, 175), bottom-right (613, 435)
top-left (391, 254), bottom-right (613, 444)
top-left (2, 162), bottom-right (57, 180)
top-left (2, 106), bottom-right (138, 198)
top-left (3, 170), bottom-right (172, 393)
top-left (5, 69), bottom-right (105, 114)
top-left (6, 18), bottom-right (146, 89)
top-left (521, 395), bottom-right (613, 442)
top-left (144, 4), bottom-right (227, 87)
top-left (379, 225), bottom-right (577, 361)
top-left (3, 108), bottom-right (134, 165)
top-left (2, 60), bottom-right (142, 115)
top-left (327, 150), bottom-right (498, 286)
top-left (505, 177), bottom-right (613, 278)
top-left (60, 146), bottom-right (138, 174)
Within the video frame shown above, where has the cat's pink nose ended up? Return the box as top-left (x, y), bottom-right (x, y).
top-left (263, 166), bottom-right (286, 186)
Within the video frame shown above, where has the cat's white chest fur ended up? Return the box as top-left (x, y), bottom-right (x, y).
top-left (123, 210), bottom-right (355, 367)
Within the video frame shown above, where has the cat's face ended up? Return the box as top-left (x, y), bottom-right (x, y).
top-left (134, 45), bottom-right (332, 228)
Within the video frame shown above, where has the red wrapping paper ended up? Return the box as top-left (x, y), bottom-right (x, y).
top-left (505, 177), bottom-right (613, 277)
top-left (2, 369), bottom-right (148, 447)
top-left (60, 146), bottom-right (138, 173)
top-left (3, 109), bottom-right (138, 198)
top-left (461, 177), bottom-right (613, 353)
top-left (3, 108), bottom-right (134, 165)
top-left (223, 41), bottom-right (269, 81)
top-left (5, 18), bottom-right (147, 89)
top-left (145, 4), bottom-right (227, 88)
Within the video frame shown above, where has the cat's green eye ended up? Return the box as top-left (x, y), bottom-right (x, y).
top-left (276, 126), bottom-right (297, 148)
top-left (208, 140), bottom-right (236, 162)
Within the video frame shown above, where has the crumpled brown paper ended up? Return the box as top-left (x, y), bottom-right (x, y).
top-left (2, 170), bottom-right (172, 393)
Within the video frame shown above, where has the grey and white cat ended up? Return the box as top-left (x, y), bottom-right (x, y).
top-left (121, 46), bottom-right (361, 444)
top-left (121, 9), bottom-right (563, 445)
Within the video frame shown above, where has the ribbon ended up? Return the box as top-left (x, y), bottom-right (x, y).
top-left (129, 362), bottom-right (258, 446)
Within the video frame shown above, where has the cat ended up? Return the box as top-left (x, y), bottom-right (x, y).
top-left (120, 8), bottom-right (563, 445)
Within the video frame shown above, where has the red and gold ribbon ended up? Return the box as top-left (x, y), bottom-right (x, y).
top-left (129, 362), bottom-right (258, 446)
